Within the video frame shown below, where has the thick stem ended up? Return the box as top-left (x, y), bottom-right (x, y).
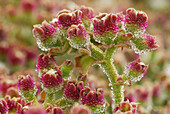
top-left (89, 43), bottom-right (124, 106)
top-left (101, 46), bottom-right (124, 105)
top-left (89, 43), bottom-right (104, 60)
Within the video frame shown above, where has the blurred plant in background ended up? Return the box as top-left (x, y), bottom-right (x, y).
top-left (0, 0), bottom-right (170, 114)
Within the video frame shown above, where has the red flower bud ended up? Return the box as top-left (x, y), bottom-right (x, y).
top-left (0, 99), bottom-right (8, 114)
top-left (80, 87), bottom-right (105, 107)
top-left (64, 80), bottom-right (84, 100)
top-left (40, 67), bottom-right (63, 93)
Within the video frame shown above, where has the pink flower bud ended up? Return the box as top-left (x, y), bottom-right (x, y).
top-left (152, 84), bottom-right (160, 98)
top-left (135, 87), bottom-right (149, 102)
top-left (17, 75), bottom-right (35, 91)
top-left (40, 67), bottom-right (63, 93)
top-left (92, 13), bottom-right (119, 45)
top-left (67, 24), bottom-right (89, 49)
top-left (144, 34), bottom-right (159, 49)
top-left (93, 13), bottom-right (118, 35)
top-left (52, 107), bottom-right (63, 114)
top-left (0, 42), bottom-right (9, 56)
top-left (116, 77), bottom-right (123, 83)
top-left (22, 47), bottom-right (38, 60)
top-left (71, 103), bottom-right (92, 114)
top-left (4, 96), bottom-right (17, 111)
top-left (130, 34), bottom-right (159, 54)
top-left (80, 87), bottom-right (105, 107)
top-left (33, 20), bottom-right (57, 51)
top-left (0, 79), bottom-right (16, 95)
top-left (17, 75), bottom-right (37, 100)
top-left (119, 102), bottom-right (131, 112)
top-left (20, 0), bottom-right (37, 13)
top-left (68, 24), bottom-right (88, 39)
top-left (16, 103), bottom-right (22, 114)
top-left (64, 80), bottom-right (84, 100)
top-left (114, 101), bottom-right (137, 114)
top-left (6, 87), bottom-right (19, 98)
top-left (57, 10), bottom-right (82, 29)
top-left (79, 6), bottom-right (94, 20)
top-left (125, 8), bottom-right (148, 32)
top-left (7, 47), bottom-right (26, 66)
top-left (116, 12), bottom-right (125, 24)
top-left (5, 5), bottom-right (17, 17)
top-left (124, 59), bottom-right (148, 82)
top-left (46, 105), bottom-right (63, 114)
top-left (36, 53), bottom-right (57, 72)
top-left (0, 99), bottom-right (8, 114)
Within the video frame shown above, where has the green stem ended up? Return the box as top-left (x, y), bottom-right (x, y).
top-left (89, 43), bottom-right (124, 106)
top-left (101, 46), bottom-right (124, 105)
top-left (90, 43), bottom-right (104, 60)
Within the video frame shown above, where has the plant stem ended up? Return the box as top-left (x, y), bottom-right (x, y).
top-left (89, 43), bottom-right (124, 106)
top-left (101, 46), bottom-right (124, 105)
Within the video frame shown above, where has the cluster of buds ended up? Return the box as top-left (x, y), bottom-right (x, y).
top-left (124, 59), bottom-right (148, 82)
top-left (33, 6), bottom-right (95, 53)
top-left (0, 96), bottom-right (31, 114)
top-left (31, 5), bottom-right (159, 113)
top-left (17, 74), bottom-right (37, 101)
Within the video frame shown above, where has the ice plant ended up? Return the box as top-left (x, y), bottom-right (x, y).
top-left (17, 74), bottom-right (37, 101)
top-left (27, 6), bottom-right (159, 113)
